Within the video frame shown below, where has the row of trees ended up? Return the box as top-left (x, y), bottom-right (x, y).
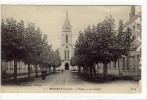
top-left (1, 18), bottom-right (61, 82)
top-left (70, 15), bottom-right (135, 80)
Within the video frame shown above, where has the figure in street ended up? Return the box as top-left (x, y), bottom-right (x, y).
top-left (62, 69), bottom-right (64, 74)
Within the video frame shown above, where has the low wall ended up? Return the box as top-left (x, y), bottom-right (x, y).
top-left (98, 69), bottom-right (120, 75)
top-left (97, 69), bottom-right (139, 76)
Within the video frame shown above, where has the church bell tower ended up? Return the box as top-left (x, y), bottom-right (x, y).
top-left (60, 11), bottom-right (73, 70)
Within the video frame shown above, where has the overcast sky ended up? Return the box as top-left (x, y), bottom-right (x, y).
top-left (2, 5), bottom-right (132, 50)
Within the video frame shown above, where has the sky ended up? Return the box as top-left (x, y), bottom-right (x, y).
top-left (2, 5), bottom-right (132, 50)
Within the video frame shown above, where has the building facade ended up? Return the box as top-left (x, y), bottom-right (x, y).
top-left (1, 60), bottom-right (42, 76)
top-left (58, 11), bottom-right (73, 70)
top-left (123, 6), bottom-right (141, 76)
top-left (98, 6), bottom-right (141, 76)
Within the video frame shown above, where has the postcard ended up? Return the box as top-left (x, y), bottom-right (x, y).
top-left (1, 4), bottom-right (143, 96)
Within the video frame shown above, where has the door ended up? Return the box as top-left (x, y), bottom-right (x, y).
top-left (65, 63), bottom-right (69, 70)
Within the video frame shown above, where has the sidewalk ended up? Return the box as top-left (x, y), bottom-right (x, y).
top-left (2, 73), bottom-right (42, 82)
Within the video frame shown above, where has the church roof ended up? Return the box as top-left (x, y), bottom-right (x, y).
top-left (63, 11), bottom-right (71, 32)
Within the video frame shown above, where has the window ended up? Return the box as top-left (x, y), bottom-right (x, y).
top-left (65, 50), bottom-right (66, 58)
top-left (137, 24), bottom-right (141, 30)
top-left (133, 26), bottom-right (135, 33)
top-left (66, 27), bottom-right (68, 30)
top-left (67, 50), bottom-right (69, 58)
top-left (137, 55), bottom-right (140, 68)
top-left (66, 34), bottom-right (68, 43)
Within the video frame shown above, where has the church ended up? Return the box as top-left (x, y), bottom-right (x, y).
top-left (58, 11), bottom-right (74, 70)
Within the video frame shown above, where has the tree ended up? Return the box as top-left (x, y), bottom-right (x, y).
top-left (1, 18), bottom-right (26, 82)
top-left (95, 16), bottom-right (116, 80)
top-left (110, 20), bottom-right (124, 69)
top-left (72, 15), bottom-right (136, 81)
top-left (1, 18), bottom-right (56, 81)
top-left (70, 55), bottom-right (77, 67)
top-left (22, 23), bottom-right (47, 79)
top-left (32, 27), bottom-right (43, 77)
top-left (123, 28), bottom-right (135, 70)
top-left (73, 15), bottom-right (117, 81)
top-left (47, 49), bottom-right (61, 73)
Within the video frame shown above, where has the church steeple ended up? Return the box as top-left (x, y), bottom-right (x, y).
top-left (60, 11), bottom-right (73, 70)
top-left (63, 11), bottom-right (71, 32)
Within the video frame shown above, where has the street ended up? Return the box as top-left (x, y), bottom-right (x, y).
top-left (21, 70), bottom-right (86, 86)
top-left (1, 70), bottom-right (141, 93)
top-left (16, 70), bottom-right (140, 93)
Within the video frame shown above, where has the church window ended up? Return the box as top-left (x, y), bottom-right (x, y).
top-left (66, 34), bottom-right (68, 43)
top-left (66, 46), bottom-right (68, 48)
top-left (67, 50), bottom-right (69, 58)
top-left (65, 50), bottom-right (66, 58)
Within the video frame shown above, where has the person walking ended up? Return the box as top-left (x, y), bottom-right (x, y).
top-left (62, 69), bottom-right (63, 74)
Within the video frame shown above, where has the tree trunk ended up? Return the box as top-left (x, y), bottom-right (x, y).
top-left (103, 63), bottom-right (108, 81)
top-left (83, 66), bottom-right (85, 74)
top-left (96, 64), bottom-right (99, 73)
top-left (53, 67), bottom-right (56, 73)
top-left (35, 65), bottom-right (38, 77)
top-left (14, 59), bottom-right (17, 82)
top-left (45, 67), bottom-right (48, 75)
top-left (114, 60), bottom-right (116, 69)
top-left (86, 67), bottom-right (88, 74)
top-left (89, 66), bottom-right (93, 77)
top-left (118, 59), bottom-right (119, 68)
top-left (49, 67), bottom-right (51, 74)
top-left (93, 65), bottom-right (96, 79)
top-left (126, 55), bottom-right (130, 70)
top-left (73, 66), bottom-right (75, 71)
top-left (41, 66), bottom-right (43, 76)
top-left (28, 64), bottom-right (30, 79)
top-left (118, 59), bottom-right (120, 75)
top-left (78, 66), bottom-right (81, 73)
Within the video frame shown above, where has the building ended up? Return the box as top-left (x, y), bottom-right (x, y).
top-left (1, 60), bottom-right (41, 76)
top-left (98, 6), bottom-right (141, 76)
top-left (123, 6), bottom-right (141, 76)
top-left (58, 11), bottom-right (73, 70)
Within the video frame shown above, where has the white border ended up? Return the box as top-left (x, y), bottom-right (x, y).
top-left (0, 0), bottom-right (143, 5)
top-left (1, 0), bottom-right (147, 100)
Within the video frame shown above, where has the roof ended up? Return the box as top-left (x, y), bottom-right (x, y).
top-left (62, 11), bottom-right (71, 32)
top-left (123, 12), bottom-right (141, 28)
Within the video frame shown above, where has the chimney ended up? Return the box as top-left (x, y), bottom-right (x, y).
top-left (131, 6), bottom-right (135, 17)
top-left (129, 6), bottom-right (135, 20)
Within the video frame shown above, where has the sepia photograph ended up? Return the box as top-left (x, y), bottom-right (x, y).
top-left (1, 5), bottom-right (142, 93)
